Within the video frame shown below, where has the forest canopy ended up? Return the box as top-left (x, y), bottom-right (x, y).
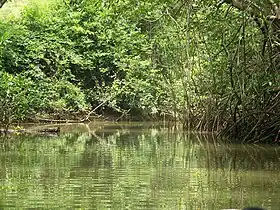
top-left (0, 0), bottom-right (279, 142)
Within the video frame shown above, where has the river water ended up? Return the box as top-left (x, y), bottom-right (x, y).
top-left (0, 122), bottom-right (279, 209)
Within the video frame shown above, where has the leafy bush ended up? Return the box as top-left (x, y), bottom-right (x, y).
top-left (0, 0), bottom-right (165, 120)
top-left (0, 71), bottom-right (35, 124)
top-left (0, 70), bottom-right (88, 125)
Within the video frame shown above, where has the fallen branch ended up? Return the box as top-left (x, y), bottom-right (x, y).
top-left (0, 126), bottom-right (61, 135)
top-left (82, 94), bottom-right (116, 122)
top-left (32, 118), bottom-right (84, 123)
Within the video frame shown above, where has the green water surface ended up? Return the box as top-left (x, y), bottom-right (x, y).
top-left (0, 122), bottom-right (279, 209)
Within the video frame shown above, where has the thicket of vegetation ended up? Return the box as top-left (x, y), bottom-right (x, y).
top-left (0, 0), bottom-right (279, 142)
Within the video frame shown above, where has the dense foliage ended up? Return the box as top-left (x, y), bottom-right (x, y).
top-left (0, 0), bottom-right (279, 142)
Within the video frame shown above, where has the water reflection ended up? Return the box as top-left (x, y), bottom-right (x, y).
top-left (0, 122), bottom-right (279, 209)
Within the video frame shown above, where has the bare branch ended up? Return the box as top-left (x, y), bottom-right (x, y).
top-left (0, 0), bottom-right (7, 8)
top-left (225, 0), bottom-right (280, 19)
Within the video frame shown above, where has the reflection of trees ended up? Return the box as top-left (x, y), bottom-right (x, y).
top-left (80, 128), bottom-right (280, 209)
top-left (0, 133), bottom-right (91, 208)
top-left (194, 134), bottom-right (280, 171)
top-left (0, 124), bottom-right (280, 209)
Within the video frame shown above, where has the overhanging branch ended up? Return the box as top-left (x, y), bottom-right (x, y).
top-left (0, 0), bottom-right (7, 8)
top-left (222, 0), bottom-right (280, 21)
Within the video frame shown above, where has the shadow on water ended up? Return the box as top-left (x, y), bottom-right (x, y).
top-left (0, 122), bottom-right (279, 209)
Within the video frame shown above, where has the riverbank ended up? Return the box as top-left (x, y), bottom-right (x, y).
top-left (1, 111), bottom-right (279, 143)
top-left (0, 0), bottom-right (279, 143)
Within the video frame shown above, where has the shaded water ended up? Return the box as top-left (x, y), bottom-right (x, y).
top-left (0, 122), bottom-right (280, 209)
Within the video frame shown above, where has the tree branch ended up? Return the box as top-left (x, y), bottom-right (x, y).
top-left (220, 0), bottom-right (280, 33)
top-left (225, 0), bottom-right (280, 20)
top-left (0, 0), bottom-right (7, 8)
